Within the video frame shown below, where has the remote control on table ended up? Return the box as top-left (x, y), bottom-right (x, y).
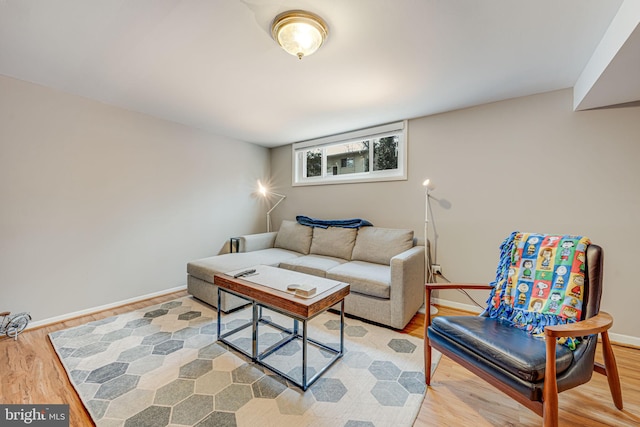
top-left (233, 269), bottom-right (256, 278)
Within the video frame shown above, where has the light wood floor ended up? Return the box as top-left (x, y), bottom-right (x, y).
top-left (1, 291), bottom-right (639, 426)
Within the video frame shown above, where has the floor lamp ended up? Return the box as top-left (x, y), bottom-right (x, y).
top-left (423, 178), bottom-right (438, 315)
top-left (258, 181), bottom-right (286, 232)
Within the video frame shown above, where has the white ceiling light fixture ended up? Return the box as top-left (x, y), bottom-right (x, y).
top-left (271, 10), bottom-right (328, 60)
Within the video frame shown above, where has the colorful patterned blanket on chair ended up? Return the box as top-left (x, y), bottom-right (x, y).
top-left (483, 231), bottom-right (590, 349)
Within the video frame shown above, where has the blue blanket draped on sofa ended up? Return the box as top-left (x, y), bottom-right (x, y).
top-left (296, 215), bottom-right (373, 229)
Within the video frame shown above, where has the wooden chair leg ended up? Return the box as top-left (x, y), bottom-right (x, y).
top-left (425, 338), bottom-right (433, 385)
top-left (543, 336), bottom-right (559, 427)
top-left (601, 331), bottom-right (624, 409)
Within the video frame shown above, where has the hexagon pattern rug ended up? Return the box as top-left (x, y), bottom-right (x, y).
top-left (49, 296), bottom-right (439, 426)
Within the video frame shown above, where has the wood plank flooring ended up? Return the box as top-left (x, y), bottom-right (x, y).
top-left (1, 292), bottom-right (639, 426)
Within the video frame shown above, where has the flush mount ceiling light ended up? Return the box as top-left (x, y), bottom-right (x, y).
top-left (271, 10), bottom-right (328, 60)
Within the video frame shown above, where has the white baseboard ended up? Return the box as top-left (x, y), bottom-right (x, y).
top-left (608, 332), bottom-right (640, 348)
top-left (430, 297), bottom-right (640, 348)
top-left (432, 297), bottom-right (484, 314)
top-left (27, 285), bottom-right (187, 330)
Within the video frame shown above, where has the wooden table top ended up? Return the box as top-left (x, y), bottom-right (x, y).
top-left (214, 273), bottom-right (350, 319)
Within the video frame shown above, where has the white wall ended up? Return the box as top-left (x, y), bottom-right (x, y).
top-left (270, 89), bottom-right (640, 341)
top-left (0, 76), bottom-right (269, 322)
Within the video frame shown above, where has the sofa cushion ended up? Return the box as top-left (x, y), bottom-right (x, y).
top-left (352, 227), bottom-right (414, 265)
top-left (274, 220), bottom-right (313, 254)
top-left (327, 261), bottom-right (391, 299)
top-left (309, 226), bottom-right (357, 260)
top-left (187, 248), bottom-right (301, 283)
top-left (280, 255), bottom-right (347, 277)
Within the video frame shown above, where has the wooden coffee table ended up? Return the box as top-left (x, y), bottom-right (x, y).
top-left (213, 265), bottom-right (350, 390)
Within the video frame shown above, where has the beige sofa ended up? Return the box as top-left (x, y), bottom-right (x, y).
top-left (187, 220), bottom-right (425, 329)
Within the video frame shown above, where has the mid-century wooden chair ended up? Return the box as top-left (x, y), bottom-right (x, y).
top-left (424, 233), bottom-right (623, 427)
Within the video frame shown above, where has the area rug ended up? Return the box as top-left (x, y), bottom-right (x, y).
top-left (49, 296), bottom-right (440, 426)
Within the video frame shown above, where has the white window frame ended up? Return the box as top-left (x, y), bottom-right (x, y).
top-left (292, 121), bottom-right (407, 186)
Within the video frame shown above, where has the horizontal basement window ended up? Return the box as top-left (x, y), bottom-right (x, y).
top-left (292, 121), bottom-right (407, 186)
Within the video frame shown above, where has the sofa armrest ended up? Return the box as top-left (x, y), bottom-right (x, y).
top-left (389, 246), bottom-right (425, 328)
top-left (390, 245), bottom-right (425, 265)
top-left (238, 232), bottom-right (278, 252)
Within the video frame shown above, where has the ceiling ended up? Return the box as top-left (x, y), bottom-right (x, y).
top-left (1, 0), bottom-right (637, 148)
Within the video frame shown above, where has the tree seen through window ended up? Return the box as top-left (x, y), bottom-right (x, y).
top-left (374, 136), bottom-right (398, 171)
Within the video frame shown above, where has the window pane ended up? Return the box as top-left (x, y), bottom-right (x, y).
top-left (306, 149), bottom-right (322, 177)
top-left (373, 136), bottom-right (398, 171)
top-left (326, 140), bottom-right (369, 176)
top-left (292, 121), bottom-right (406, 186)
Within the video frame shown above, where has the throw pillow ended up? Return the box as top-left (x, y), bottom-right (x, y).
top-left (309, 227), bottom-right (357, 260)
top-left (274, 220), bottom-right (313, 254)
top-left (351, 227), bottom-right (414, 265)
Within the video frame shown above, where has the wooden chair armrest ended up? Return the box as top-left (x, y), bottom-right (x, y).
top-left (425, 282), bottom-right (493, 291)
top-left (544, 311), bottom-right (613, 338)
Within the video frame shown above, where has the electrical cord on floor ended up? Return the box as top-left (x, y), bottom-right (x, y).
top-left (432, 271), bottom-right (486, 309)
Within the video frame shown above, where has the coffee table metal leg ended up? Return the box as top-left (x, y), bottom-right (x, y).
top-left (252, 301), bottom-right (259, 360)
top-left (217, 288), bottom-right (222, 339)
top-left (216, 287), bottom-right (255, 359)
top-left (302, 319), bottom-right (308, 389)
top-left (340, 299), bottom-right (345, 354)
